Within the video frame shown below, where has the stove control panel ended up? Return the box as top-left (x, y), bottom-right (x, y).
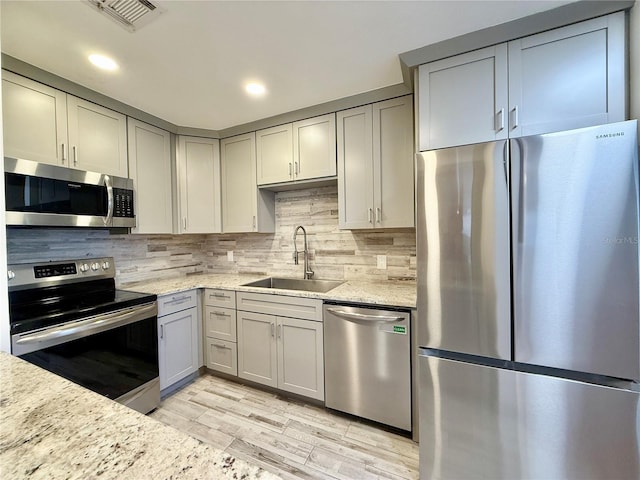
top-left (7, 257), bottom-right (116, 291)
top-left (34, 263), bottom-right (78, 278)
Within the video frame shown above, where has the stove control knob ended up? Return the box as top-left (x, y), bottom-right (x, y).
top-left (91, 263), bottom-right (100, 271)
top-left (102, 261), bottom-right (110, 271)
top-left (7, 270), bottom-right (15, 281)
top-left (79, 263), bottom-right (89, 273)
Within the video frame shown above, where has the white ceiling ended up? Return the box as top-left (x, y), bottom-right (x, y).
top-left (1, 0), bottom-right (573, 131)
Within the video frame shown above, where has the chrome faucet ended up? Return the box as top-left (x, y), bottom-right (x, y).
top-left (293, 225), bottom-right (314, 280)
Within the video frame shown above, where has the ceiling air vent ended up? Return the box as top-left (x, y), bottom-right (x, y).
top-left (85, 0), bottom-right (163, 32)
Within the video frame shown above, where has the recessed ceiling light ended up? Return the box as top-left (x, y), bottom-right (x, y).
top-left (245, 82), bottom-right (266, 96)
top-left (88, 53), bottom-right (119, 71)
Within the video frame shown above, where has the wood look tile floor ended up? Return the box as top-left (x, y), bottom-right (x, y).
top-left (149, 374), bottom-right (419, 480)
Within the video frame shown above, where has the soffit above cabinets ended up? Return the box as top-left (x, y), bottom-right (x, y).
top-left (0, 1), bottom-right (575, 131)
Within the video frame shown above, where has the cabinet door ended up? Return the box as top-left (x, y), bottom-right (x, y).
top-left (66, 96), bottom-right (128, 177)
top-left (237, 311), bottom-right (277, 387)
top-left (276, 317), bottom-right (324, 401)
top-left (221, 133), bottom-right (256, 232)
top-left (256, 124), bottom-right (293, 185)
top-left (177, 136), bottom-right (221, 233)
top-left (158, 307), bottom-right (198, 390)
top-left (418, 44), bottom-right (508, 151)
top-left (373, 96), bottom-right (415, 228)
top-left (127, 119), bottom-right (173, 234)
top-left (337, 105), bottom-right (375, 229)
top-left (2, 71), bottom-right (68, 166)
top-left (293, 113), bottom-right (337, 181)
top-left (508, 12), bottom-right (625, 138)
top-left (206, 339), bottom-right (238, 376)
top-left (204, 306), bottom-right (237, 342)
top-left (220, 133), bottom-right (274, 233)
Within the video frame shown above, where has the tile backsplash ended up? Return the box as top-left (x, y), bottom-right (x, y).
top-left (6, 186), bottom-right (416, 285)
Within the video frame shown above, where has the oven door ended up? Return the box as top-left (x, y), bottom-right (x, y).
top-left (12, 302), bottom-right (159, 413)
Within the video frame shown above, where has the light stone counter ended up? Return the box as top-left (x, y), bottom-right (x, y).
top-left (122, 274), bottom-right (416, 309)
top-left (0, 352), bottom-right (280, 480)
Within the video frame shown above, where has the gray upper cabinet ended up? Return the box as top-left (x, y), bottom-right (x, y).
top-left (292, 113), bottom-right (336, 181)
top-left (256, 113), bottom-right (337, 186)
top-left (507, 13), bottom-right (625, 138)
top-left (2, 71), bottom-right (68, 166)
top-left (127, 118), bottom-right (173, 234)
top-left (256, 123), bottom-right (293, 185)
top-left (373, 97), bottom-right (415, 229)
top-left (2, 71), bottom-right (128, 177)
top-left (338, 95), bottom-right (414, 230)
top-left (418, 12), bottom-right (626, 151)
top-left (176, 136), bottom-right (221, 234)
top-left (418, 45), bottom-right (508, 151)
top-left (220, 132), bottom-right (275, 233)
top-left (66, 96), bottom-right (128, 177)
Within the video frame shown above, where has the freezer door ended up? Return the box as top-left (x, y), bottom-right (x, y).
top-left (416, 142), bottom-right (511, 359)
top-left (419, 355), bottom-right (640, 480)
top-left (512, 120), bottom-right (640, 381)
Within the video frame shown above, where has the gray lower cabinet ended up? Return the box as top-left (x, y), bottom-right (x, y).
top-left (157, 290), bottom-right (199, 390)
top-left (237, 310), bottom-right (278, 386)
top-left (204, 289), bottom-right (238, 375)
top-left (236, 292), bottom-right (324, 401)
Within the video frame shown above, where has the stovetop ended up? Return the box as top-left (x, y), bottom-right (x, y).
top-left (7, 257), bottom-right (157, 335)
top-left (9, 278), bottom-right (157, 335)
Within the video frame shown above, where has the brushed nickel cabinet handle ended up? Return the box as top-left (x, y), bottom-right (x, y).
top-left (512, 105), bottom-right (519, 130)
top-left (496, 108), bottom-right (505, 132)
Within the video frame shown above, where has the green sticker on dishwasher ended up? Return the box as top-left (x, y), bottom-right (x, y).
top-left (393, 325), bottom-right (406, 334)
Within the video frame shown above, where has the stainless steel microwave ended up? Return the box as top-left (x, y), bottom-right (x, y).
top-left (4, 157), bottom-right (135, 228)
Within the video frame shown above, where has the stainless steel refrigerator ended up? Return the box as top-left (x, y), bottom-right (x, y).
top-left (416, 120), bottom-right (640, 480)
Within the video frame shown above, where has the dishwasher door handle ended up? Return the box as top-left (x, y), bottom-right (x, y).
top-left (326, 307), bottom-right (404, 324)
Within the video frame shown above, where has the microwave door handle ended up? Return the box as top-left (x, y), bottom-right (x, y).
top-left (104, 175), bottom-right (114, 226)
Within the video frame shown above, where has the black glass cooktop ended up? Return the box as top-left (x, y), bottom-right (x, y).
top-left (9, 278), bottom-right (157, 335)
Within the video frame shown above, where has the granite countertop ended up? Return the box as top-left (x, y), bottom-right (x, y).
top-left (0, 352), bottom-right (280, 480)
top-left (121, 274), bottom-right (417, 309)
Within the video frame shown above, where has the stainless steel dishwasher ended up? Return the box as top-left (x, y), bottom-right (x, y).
top-left (323, 303), bottom-right (411, 431)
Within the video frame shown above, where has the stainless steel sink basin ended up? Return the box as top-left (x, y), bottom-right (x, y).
top-left (242, 277), bottom-right (343, 293)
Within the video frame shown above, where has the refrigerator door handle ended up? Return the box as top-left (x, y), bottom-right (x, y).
top-left (510, 138), bottom-right (523, 324)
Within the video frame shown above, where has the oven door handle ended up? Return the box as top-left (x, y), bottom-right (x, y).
top-left (13, 302), bottom-right (157, 356)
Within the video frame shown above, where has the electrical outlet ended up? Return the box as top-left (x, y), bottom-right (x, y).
top-left (227, 251), bottom-right (234, 262)
top-left (377, 255), bottom-right (387, 270)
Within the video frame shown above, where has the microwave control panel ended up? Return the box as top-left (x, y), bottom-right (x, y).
top-left (113, 189), bottom-right (134, 218)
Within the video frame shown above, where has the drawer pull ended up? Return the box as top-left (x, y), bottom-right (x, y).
top-left (211, 292), bottom-right (227, 298)
top-left (213, 310), bottom-right (229, 317)
top-left (213, 343), bottom-right (227, 348)
top-left (165, 296), bottom-right (190, 305)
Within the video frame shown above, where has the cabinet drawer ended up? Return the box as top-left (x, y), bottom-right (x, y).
top-left (236, 292), bottom-right (323, 321)
top-left (206, 339), bottom-right (237, 376)
top-left (204, 288), bottom-right (236, 308)
top-left (158, 290), bottom-right (198, 317)
top-left (204, 306), bottom-right (237, 342)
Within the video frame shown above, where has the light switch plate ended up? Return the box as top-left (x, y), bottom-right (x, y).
top-left (377, 255), bottom-right (387, 270)
top-left (227, 251), bottom-right (234, 262)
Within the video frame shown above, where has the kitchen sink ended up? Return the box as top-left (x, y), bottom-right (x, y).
top-left (242, 277), bottom-right (344, 293)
